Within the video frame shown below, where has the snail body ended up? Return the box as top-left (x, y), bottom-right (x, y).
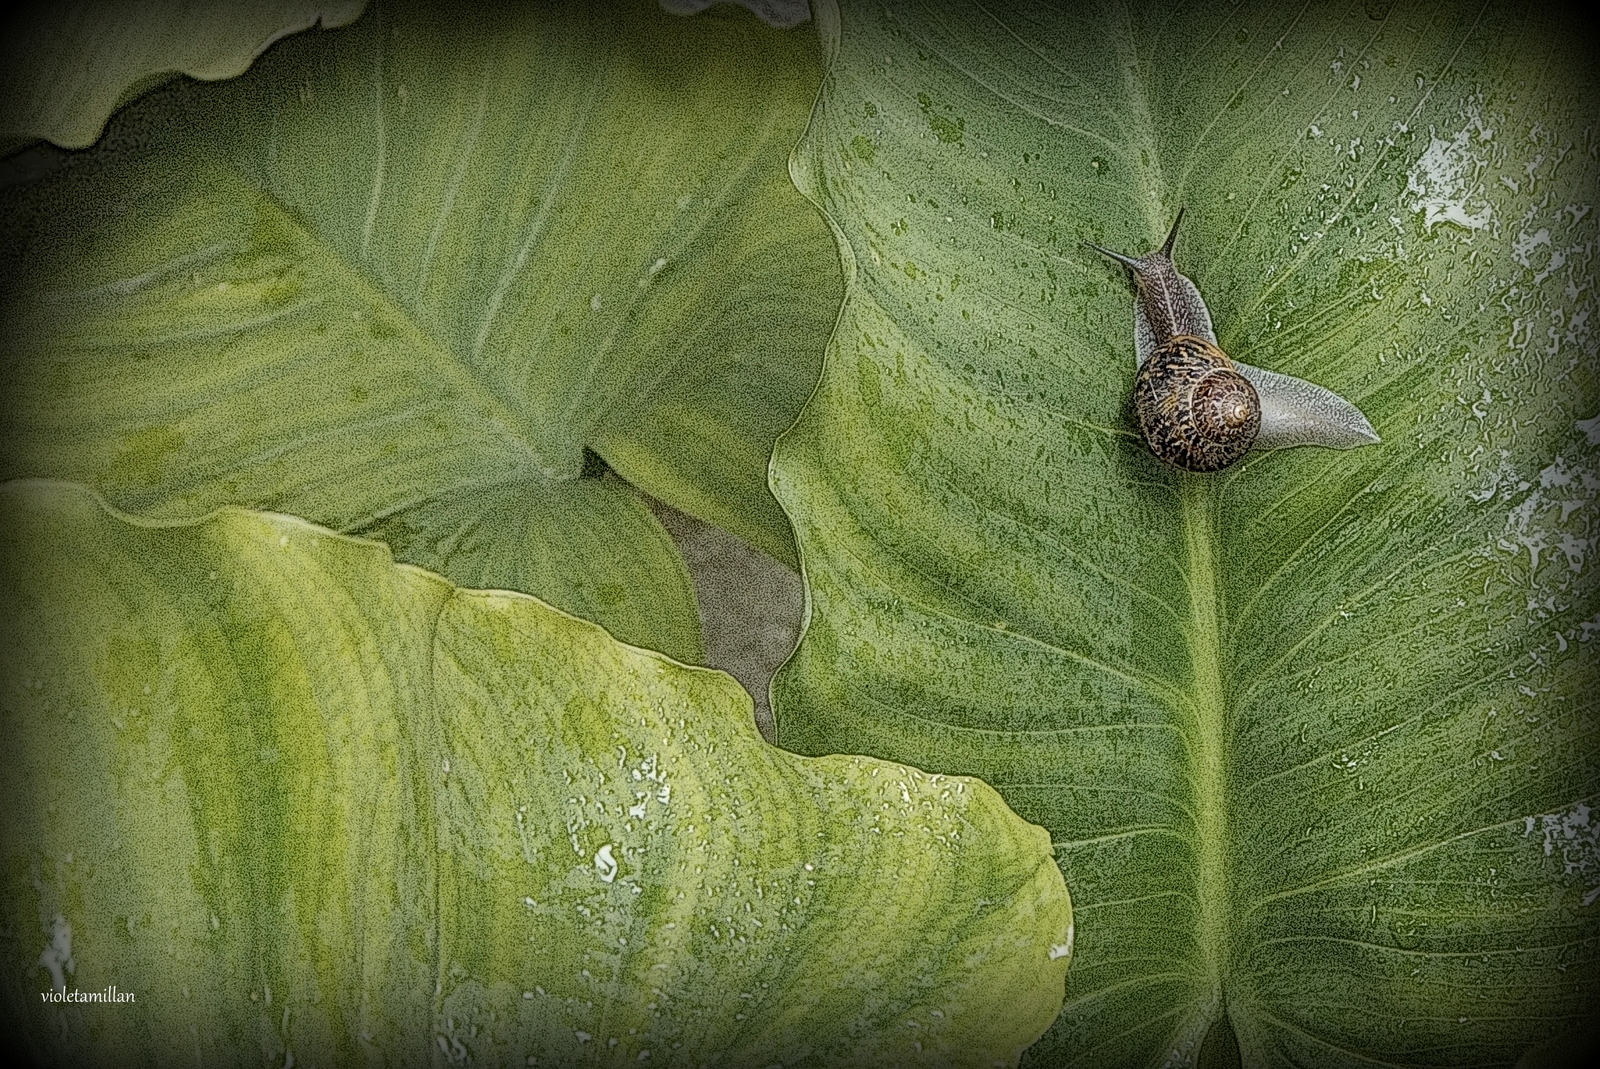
top-left (1085, 210), bottom-right (1379, 472)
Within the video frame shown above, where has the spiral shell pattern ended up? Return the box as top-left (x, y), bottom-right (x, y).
top-left (1132, 335), bottom-right (1261, 472)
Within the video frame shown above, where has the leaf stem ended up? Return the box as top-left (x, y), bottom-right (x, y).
top-left (1182, 477), bottom-right (1231, 1034)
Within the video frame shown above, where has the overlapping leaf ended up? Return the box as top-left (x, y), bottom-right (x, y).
top-left (0, 479), bottom-right (1070, 1067)
top-left (0, 0), bottom-right (365, 149)
top-left (773, 1), bottom-right (1598, 1064)
top-left (1, 0), bottom-right (842, 661)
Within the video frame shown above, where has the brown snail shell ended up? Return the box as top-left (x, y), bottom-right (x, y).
top-left (1133, 335), bottom-right (1260, 472)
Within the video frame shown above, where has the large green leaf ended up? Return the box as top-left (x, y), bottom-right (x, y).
top-left (0, 478), bottom-right (1070, 1066)
top-left (1, 0), bottom-right (842, 662)
top-left (773, 1), bottom-right (1598, 1065)
top-left (0, 0), bottom-right (365, 150)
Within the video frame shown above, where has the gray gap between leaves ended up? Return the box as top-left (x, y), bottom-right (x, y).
top-left (649, 501), bottom-right (803, 744)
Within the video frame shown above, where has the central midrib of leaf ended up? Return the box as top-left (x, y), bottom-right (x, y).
top-left (1117, 18), bottom-right (1235, 1042)
top-left (1181, 477), bottom-right (1231, 1040)
top-left (260, 176), bottom-right (568, 486)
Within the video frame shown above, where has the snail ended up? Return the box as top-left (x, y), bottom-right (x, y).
top-left (1085, 210), bottom-right (1379, 472)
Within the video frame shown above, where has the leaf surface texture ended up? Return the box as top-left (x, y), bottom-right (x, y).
top-left (2, 0), bottom-right (842, 660)
top-left (773, 2), bottom-right (1599, 1064)
top-left (0, 479), bottom-right (1070, 1067)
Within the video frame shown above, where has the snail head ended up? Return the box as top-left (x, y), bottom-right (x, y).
top-left (1082, 208), bottom-right (1185, 276)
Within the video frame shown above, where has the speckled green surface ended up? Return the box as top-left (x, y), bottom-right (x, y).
top-left (1, 0), bottom-right (841, 663)
top-left (1, 480), bottom-right (1070, 1067)
top-left (772, 1), bottom-right (1599, 1064)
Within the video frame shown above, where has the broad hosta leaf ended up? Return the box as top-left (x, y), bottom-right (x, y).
top-left (773, 1), bottom-right (1598, 1065)
top-left (1, 0), bottom-right (842, 662)
top-left (0, 0), bottom-right (365, 150)
top-left (0, 479), bottom-right (1070, 1067)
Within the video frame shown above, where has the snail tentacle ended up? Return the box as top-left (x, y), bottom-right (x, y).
top-left (1085, 212), bottom-right (1214, 365)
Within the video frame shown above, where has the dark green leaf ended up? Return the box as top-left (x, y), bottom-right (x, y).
top-left (773, 2), bottom-right (1599, 1064)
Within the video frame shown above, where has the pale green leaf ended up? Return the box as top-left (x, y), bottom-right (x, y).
top-left (0, 478), bottom-right (1070, 1067)
top-left (773, 1), bottom-right (1599, 1065)
top-left (1, 0), bottom-right (842, 661)
top-left (0, 0), bottom-right (366, 149)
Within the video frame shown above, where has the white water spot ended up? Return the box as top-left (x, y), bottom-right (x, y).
top-left (1048, 919), bottom-right (1074, 961)
top-left (39, 914), bottom-right (74, 993)
top-left (575, 1031), bottom-right (592, 1043)
top-left (1484, 451), bottom-right (1596, 591)
top-left (1579, 415), bottom-right (1600, 446)
top-left (1512, 226), bottom-right (1553, 268)
top-left (1556, 532), bottom-right (1589, 571)
top-left (1504, 491), bottom-right (1552, 574)
top-left (594, 844), bottom-right (618, 883)
top-left (1405, 101), bottom-right (1494, 231)
top-left (647, 257), bottom-right (668, 277)
top-left (1540, 459), bottom-right (1575, 489)
top-left (278, 535), bottom-right (290, 549)
top-left (1524, 802), bottom-right (1600, 904)
top-left (589, 294), bottom-right (602, 312)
